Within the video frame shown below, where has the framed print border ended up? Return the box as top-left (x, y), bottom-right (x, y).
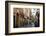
top-left (5, 1), bottom-right (45, 35)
